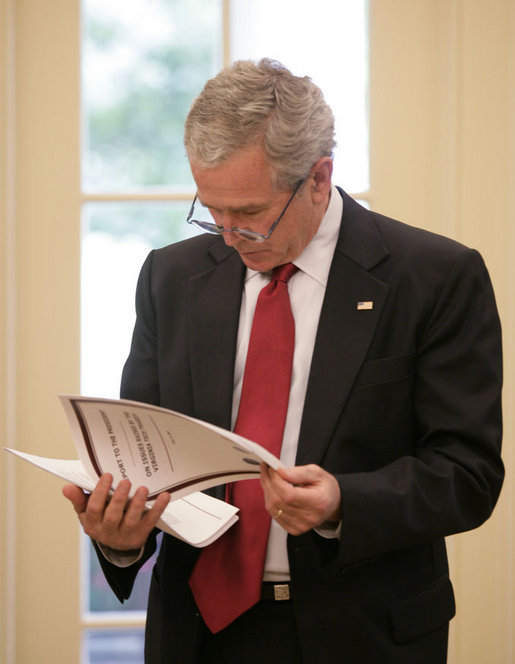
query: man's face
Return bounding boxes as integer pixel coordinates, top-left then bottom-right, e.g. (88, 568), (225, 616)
(190, 144), (329, 272)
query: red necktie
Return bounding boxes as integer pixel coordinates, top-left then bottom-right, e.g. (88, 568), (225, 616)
(189, 262), (298, 633)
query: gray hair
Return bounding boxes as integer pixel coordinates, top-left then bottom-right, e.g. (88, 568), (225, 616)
(184, 58), (336, 190)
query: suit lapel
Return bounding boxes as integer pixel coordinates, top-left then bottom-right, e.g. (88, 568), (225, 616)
(187, 243), (245, 430)
(296, 193), (391, 466)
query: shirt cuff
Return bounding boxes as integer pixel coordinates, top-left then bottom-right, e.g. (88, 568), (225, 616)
(96, 541), (145, 568)
(315, 520), (342, 540)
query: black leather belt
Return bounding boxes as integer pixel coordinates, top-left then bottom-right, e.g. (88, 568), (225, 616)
(261, 582), (292, 601)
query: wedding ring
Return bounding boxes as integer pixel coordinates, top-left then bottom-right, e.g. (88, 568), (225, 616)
(275, 508), (283, 519)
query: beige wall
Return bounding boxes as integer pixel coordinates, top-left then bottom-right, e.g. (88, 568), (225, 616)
(1, 0), (514, 662)
(1, 1), (82, 662)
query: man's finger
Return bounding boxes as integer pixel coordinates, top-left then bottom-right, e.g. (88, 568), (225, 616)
(86, 473), (114, 516)
(62, 484), (89, 515)
(276, 464), (322, 486)
(121, 486), (150, 529)
(143, 492), (171, 526)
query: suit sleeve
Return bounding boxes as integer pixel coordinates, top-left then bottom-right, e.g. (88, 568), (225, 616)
(92, 534), (159, 603)
(336, 248), (503, 567)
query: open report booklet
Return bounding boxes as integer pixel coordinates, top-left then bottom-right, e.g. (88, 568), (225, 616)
(5, 395), (282, 547)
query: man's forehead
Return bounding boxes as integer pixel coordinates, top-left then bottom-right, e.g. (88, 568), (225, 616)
(196, 189), (276, 212)
(190, 153), (283, 210)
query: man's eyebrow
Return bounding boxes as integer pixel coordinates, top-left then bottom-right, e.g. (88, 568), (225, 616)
(197, 198), (269, 213)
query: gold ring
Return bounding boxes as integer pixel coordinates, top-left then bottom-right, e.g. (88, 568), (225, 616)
(275, 508), (283, 519)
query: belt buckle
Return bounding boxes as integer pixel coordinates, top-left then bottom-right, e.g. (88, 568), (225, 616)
(273, 584), (290, 601)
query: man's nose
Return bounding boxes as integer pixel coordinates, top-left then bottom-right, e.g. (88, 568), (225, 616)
(221, 229), (238, 247)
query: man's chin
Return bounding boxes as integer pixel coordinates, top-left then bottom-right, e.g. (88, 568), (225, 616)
(238, 250), (277, 273)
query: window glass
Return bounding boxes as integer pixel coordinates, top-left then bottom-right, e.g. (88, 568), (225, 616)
(81, 202), (195, 399)
(82, 0), (223, 191)
(83, 629), (145, 664)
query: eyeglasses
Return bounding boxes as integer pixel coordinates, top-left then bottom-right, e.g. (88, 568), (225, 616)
(186, 179), (304, 242)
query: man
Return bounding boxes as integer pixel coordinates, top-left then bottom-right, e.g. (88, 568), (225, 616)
(63, 59), (503, 663)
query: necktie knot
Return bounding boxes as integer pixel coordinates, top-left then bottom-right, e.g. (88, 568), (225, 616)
(272, 262), (298, 284)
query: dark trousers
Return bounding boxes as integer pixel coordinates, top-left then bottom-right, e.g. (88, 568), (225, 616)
(199, 598), (303, 664)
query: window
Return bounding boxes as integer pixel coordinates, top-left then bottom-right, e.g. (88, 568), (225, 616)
(80, 1), (369, 661)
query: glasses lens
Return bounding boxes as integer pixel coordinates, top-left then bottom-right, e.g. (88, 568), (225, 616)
(188, 196), (273, 241)
(191, 220), (220, 234)
(234, 230), (265, 242)
(192, 200), (216, 225)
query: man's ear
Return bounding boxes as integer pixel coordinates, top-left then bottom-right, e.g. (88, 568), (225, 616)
(310, 157), (333, 203)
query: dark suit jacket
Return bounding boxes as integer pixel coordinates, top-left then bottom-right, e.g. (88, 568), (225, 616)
(97, 190), (503, 663)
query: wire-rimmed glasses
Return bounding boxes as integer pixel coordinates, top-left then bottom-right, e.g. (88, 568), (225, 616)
(186, 179), (304, 242)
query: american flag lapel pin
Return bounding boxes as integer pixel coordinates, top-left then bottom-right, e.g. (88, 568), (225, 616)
(357, 301), (374, 310)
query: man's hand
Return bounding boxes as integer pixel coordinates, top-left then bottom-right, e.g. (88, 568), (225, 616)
(260, 463), (341, 535)
(62, 473), (171, 551)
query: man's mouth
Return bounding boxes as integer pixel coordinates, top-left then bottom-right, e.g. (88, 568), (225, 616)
(239, 248), (265, 258)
